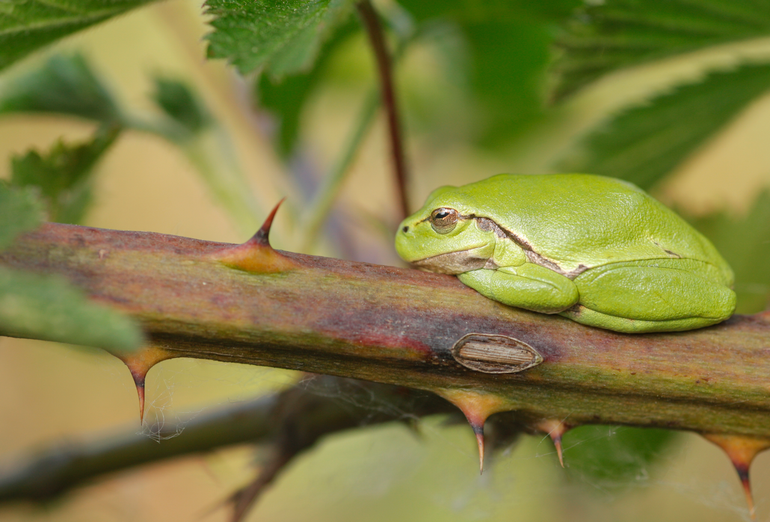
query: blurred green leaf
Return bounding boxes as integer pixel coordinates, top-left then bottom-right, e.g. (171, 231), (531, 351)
(151, 77), (212, 136)
(0, 267), (143, 352)
(553, 0), (770, 99)
(10, 125), (121, 224)
(256, 19), (359, 156)
(399, 0), (579, 25)
(0, 183), (44, 250)
(204, 0), (357, 78)
(563, 425), (678, 488)
(557, 62), (770, 190)
(0, 0), (159, 71)
(0, 53), (121, 123)
(399, 0), (581, 146)
(462, 22), (554, 145)
(0, 184), (140, 351)
(688, 191), (770, 314)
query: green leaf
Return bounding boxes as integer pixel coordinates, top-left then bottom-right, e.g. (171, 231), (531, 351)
(256, 18), (359, 156)
(10, 124), (121, 224)
(557, 62), (770, 190)
(0, 183), (44, 250)
(204, 0), (357, 78)
(553, 0), (770, 99)
(0, 0), (159, 71)
(399, 0), (579, 24)
(688, 192), (770, 314)
(0, 267), (143, 352)
(0, 183), (139, 351)
(151, 77), (212, 135)
(462, 22), (554, 145)
(399, 0), (581, 146)
(0, 53), (121, 123)
(563, 425), (678, 489)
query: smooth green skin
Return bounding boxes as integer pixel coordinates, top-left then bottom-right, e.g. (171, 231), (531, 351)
(395, 174), (736, 333)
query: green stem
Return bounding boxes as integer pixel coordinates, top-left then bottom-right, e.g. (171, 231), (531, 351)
(299, 90), (379, 252)
(297, 35), (411, 253)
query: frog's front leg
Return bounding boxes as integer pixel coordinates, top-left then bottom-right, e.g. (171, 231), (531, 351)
(459, 263), (579, 314)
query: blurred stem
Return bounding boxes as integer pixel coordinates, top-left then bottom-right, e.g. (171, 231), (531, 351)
(357, 0), (410, 220)
(0, 377), (449, 504)
(299, 90), (379, 252)
(0, 394), (277, 502)
(298, 33), (411, 253)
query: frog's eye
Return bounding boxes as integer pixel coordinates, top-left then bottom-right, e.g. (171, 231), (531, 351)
(430, 207), (458, 234)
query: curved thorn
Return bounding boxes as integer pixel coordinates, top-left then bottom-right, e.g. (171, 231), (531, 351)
(123, 365), (149, 425)
(702, 433), (770, 520)
(536, 419), (569, 468)
(117, 346), (173, 424)
(135, 375), (146, 424)
(433, 389), (509, 475)
(250, 198), (286, 247)
(736, 466), (756, 520)
(212, 198), (297, 273)
(471, 422), (485, 475)
(553, 435), (565, 468)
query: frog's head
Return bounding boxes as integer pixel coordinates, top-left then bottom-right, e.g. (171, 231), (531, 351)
(395, 185), (497, 274)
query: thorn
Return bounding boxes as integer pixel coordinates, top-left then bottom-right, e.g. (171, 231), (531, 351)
(554, 436), (564, 468)
(434, 388), (511, 475)
(116, 346), (174, 424)
(250, 198), (285, 247)
(134, 373), (146, 424)
(737, 465), (755, 520)
(471, 421), (486, 474)
(702, 433), (770, 520)
(536, 419), (569, 468)
(211, 199), (298, 273)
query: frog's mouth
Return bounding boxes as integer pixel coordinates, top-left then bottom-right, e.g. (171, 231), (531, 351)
(411, 248), (498, 275)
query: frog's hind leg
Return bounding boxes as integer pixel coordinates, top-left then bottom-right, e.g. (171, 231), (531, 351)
(560, 306), (723, 333)
(564, 260), (736, 333)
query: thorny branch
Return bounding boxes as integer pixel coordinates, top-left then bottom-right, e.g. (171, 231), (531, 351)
(2, 223), (769, 436)
(1, 221), (769, 519)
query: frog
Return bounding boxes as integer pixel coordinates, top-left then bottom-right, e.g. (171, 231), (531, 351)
(395, 173), (736, 333)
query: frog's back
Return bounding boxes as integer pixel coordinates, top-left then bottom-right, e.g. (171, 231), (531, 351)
(436, 173), (731, 281)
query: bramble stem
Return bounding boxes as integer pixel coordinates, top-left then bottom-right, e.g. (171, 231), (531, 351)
(3, 223), (770, 439)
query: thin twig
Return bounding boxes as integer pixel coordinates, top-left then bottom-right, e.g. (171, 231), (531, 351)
(0, 376), (450, 505)
(356, 0), (410, 219)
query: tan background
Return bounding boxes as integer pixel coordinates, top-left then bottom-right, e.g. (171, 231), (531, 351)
(1, 1), (769, 521)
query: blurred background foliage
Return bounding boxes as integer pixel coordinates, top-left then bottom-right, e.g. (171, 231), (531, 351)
(1, 0), (769, 521)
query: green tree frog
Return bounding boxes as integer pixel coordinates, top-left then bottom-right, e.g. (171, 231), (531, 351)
(395, 174), (736, 333)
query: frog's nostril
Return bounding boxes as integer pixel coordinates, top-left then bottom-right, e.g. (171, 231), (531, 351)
(402, 226), (409, 233)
